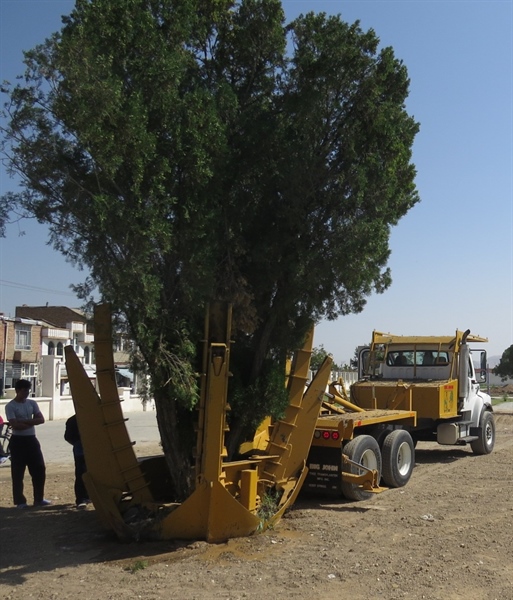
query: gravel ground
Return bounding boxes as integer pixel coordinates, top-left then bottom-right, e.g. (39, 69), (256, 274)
(1, 412), (512, 600)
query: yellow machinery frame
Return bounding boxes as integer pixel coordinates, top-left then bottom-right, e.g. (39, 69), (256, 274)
(65, 303), (331, 543)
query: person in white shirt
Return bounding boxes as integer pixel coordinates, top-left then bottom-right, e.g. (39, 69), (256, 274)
(5, 379), (51, 508)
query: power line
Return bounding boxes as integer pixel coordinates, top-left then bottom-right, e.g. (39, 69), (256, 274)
(0, 279), (77, 297)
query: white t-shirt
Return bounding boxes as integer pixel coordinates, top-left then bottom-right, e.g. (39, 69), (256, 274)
(5, 398), (41, 436)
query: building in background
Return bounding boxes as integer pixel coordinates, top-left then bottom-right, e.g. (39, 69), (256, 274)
(0, 314), (43, 395)
(15, 305), (96, 395)
(0, 305), (146, 419)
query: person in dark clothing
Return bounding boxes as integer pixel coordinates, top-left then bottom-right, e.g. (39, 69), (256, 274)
(64, 414), (90, 509)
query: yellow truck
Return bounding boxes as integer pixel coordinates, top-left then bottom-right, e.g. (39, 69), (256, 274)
(304, 329), (495, 500)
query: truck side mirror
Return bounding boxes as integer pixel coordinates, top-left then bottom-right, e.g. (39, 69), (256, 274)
(479, 352), (488, 383)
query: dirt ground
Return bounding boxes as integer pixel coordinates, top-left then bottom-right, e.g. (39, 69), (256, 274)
(1, 414), (513, 600)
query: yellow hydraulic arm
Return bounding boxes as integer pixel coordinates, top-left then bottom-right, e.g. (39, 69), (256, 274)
(65, 304), (153, 540)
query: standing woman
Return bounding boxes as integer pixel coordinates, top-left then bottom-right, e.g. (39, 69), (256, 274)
(5, 379), (51, 508)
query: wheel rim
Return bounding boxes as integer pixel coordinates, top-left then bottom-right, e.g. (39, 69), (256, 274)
(484, 421), (494, 446)
(396, 441), (413, 476)
(361, 448), (378, 471)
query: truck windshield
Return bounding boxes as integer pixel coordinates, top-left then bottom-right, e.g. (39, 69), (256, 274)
(386, 350), (449, 367)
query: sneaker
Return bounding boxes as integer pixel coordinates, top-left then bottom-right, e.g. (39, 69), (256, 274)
(0, 456), (8, 465)
(76, 502), (87, 509)
(34, 499), (52, 507)
(16, 503), (28, 509)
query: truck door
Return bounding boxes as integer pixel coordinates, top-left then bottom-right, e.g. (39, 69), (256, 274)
(467, 355), (479, 407)
(463, 351), (485, 411)
(358, 347), (370, 379)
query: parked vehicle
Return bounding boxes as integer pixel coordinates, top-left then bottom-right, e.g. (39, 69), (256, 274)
(305, 329), (495, 500)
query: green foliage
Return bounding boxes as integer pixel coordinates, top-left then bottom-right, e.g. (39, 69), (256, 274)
(1, 0), (419, 493)
(0, 195), (10, 237)
(124, 560), (148, 574)
(311, 345), (340, 371)
(493, 345), (513, 381)
(257, 488), (281, 531)
(228, 351), (289, 433)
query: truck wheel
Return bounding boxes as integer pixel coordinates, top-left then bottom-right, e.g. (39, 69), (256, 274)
(381, 430), (415, 488)
(341, 435), (382, 501)
(470, 410), (495, 455)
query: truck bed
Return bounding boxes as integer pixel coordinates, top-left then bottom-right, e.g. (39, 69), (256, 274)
(316, 408), (417, 442)
(351, 378), (459, 420)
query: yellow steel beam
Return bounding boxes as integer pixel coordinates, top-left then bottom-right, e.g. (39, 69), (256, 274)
(371, 330), (488, 346)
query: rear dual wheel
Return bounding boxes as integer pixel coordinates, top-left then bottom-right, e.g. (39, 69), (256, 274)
(341, 430), (415, 501)
(341, 435), (381, 501)
(381, 430), (415, 488)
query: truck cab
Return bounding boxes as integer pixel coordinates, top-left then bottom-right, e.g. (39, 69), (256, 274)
(353, 330), (494, 454)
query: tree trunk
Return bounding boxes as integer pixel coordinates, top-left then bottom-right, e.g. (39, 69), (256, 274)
(154, 389), (195, 502)
(225, 417), (248, 460)
(249, 313), (276, 383)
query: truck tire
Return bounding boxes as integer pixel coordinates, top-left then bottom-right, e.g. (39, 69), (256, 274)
(470, 410), (495, 455)
(381, 430), (415, 488)
(341, 435), (382, 501)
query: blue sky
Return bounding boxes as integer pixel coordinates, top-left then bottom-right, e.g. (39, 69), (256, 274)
(0, 0), (512, 363)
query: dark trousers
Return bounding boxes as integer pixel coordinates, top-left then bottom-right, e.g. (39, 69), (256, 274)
(9, 435), (46, 505)
(74, 453), (89, 505)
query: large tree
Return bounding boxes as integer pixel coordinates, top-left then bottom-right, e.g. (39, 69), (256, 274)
(1, 0), (419, 497)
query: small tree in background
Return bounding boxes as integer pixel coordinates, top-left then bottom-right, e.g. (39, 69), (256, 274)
(493, 345), (513, 381)
(310, 345), (340, 371)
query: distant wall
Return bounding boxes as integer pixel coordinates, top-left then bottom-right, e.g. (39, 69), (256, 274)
(1, 389), (151, 421)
